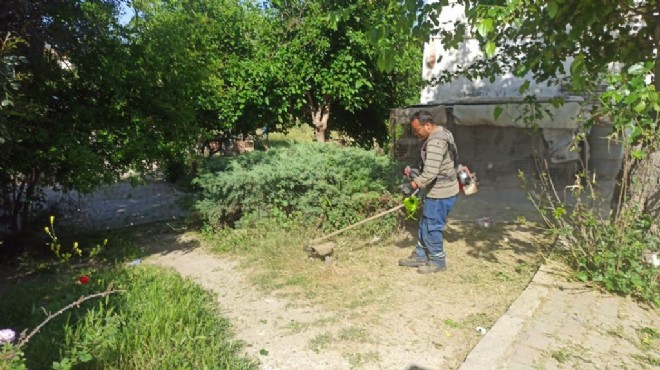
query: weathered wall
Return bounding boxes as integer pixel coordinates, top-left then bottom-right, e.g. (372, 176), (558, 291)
(421, 1), (570, 104)
(391, 105), (578, 188)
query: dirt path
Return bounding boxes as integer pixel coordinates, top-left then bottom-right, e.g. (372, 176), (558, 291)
(138, 222), (542, 370)
(144, 236), (442, 370)
(144, 237), (354, 369)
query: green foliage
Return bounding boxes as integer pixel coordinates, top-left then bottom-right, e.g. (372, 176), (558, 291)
(260, 0), (422, 144)
(1, 0), (137, 234)
(0, 0), (421, 238)
(599, 63), (660, 149)
(0, 343), (26, 370)
(129, 0), (262, 140)
(44, 216), (106, 264)
(0, 32), (25, 144)
(194, 143), (399, 234)
(408, 1), (660, 94)
(524, 171), (660, 306)
(0, 266), (256, 369)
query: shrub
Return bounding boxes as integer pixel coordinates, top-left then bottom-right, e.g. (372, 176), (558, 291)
(193, 142), (400, 233)
(524, 169), (660, 306)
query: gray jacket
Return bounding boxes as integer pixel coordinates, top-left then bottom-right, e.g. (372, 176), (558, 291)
(413, 126), (459, 199)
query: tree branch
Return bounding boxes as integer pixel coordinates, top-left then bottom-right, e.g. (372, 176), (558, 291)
(17, 288), (125, 349)
(621, 1), (653, 17)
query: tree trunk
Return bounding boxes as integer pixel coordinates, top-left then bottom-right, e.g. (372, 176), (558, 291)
(4, 170), (39, 235)
(611, 11), (660, 220)
(307, 93), (331, 142)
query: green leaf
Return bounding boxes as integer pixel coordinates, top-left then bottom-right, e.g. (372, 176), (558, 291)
(553, 206), (566, 219)
(631, 150), (646, 160)
(547, 2), (559, 19)
(78, 352), (93, 362)
(1, 99), (11, 107)
(484, 41), (496, 58)
(575, 271), (589, 282)
(494, 105), (504, 120)
(368, 28), (381, 44)
(518, 80), (531, 94)
(477, 18), (494, 37)
(633, 101), (647, 113)
(570, 54), (584, 75)
(377, 52), (395, 72)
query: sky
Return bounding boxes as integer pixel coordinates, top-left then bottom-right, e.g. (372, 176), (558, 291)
(118, 2), (132, 25)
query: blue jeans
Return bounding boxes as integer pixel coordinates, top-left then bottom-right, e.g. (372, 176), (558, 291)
(415, 195), (457, 265)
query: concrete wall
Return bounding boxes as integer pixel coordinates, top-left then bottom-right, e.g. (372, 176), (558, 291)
(415, 1), (623, 197)
(390, 105), (577, 188)
(421, 0), (569, 104)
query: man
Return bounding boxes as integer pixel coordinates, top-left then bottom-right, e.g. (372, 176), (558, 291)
(399, 110), (459, 274)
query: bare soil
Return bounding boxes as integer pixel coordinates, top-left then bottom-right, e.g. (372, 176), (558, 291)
(140, 219), (546, 370)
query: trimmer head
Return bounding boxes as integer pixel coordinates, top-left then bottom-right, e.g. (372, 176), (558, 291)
(304, 241), (336, 258)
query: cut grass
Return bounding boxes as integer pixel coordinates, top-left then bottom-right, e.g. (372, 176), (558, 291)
(338, 326), (371, 342)
(343, 351), (381, 369)
(201, 215), (546, 368)
(204, 218), (545, 309)
(309, 332), (334, 353)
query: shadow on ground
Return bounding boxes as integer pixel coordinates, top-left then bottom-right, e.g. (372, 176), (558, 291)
(114, 221), (201, 257)
(396, 216), (545, 264)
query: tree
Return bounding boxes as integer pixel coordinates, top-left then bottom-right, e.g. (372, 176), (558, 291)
(127, 0), (279, 151)
(0, 32), (25, 144)
(260, 0), (422, 144)
(0, 0), (267, 238)
(0, 0), (133, 236)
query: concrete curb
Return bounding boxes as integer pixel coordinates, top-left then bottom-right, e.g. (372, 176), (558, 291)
(458, 264), (555, 370)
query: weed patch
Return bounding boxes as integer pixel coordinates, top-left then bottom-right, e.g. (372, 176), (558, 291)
(343, 351), (381, 368)
(338, 326), (371, 342)
(309, 332), (333, 353)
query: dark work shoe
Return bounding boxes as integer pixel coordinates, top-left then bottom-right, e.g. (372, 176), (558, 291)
(417, 261), (447, 274)
(399, 253), (428, 267)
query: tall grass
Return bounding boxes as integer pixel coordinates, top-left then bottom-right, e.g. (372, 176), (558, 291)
(0, 266), (256, 369)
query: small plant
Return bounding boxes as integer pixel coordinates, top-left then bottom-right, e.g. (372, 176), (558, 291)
(551, 349), (569, 364)
(44, 216), (107, 263)
(638, 327), (660, 350)
(524, 162), (660, 306)
(0, 290), (122, 370)
(309, 332), (333, 353)
(338, 326), (370, 342)
(443, 319), (461, 329)
(344, 351), (381, 369)
(517, 62), (660, 306)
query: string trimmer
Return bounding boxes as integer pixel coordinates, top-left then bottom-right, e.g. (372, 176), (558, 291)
(304, 189), (419, 258)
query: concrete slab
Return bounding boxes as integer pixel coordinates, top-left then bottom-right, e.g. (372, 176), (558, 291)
(458, 262), (660, 370)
